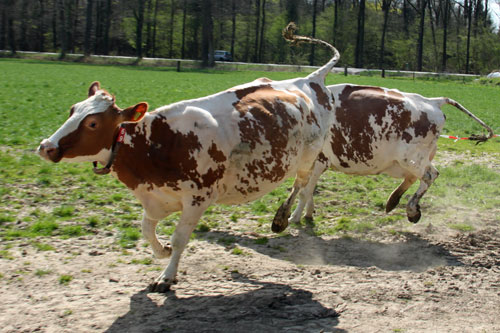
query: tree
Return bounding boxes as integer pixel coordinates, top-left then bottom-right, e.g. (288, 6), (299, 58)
(57, 0), (68, 59)
(230, 0), (236, 59)
(134, 0), (145, 58)
(309, 0), (318, 66)
(258, 0), (266, 62)
(201, 0), (214, 67)
(168, 0), (176, 58)
(84, 0), (93, 56)
(355, 0), (366, 68)
(181, 0), (187, 59)
(253, 0), (260, 62)
(379, 0), (391, 69)
(416, 0), (428, 71)
(442, 0), (450, 71)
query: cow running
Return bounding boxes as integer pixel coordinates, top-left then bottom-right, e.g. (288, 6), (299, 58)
(37, 24), (339, 292)
(273, 83), (494, 231)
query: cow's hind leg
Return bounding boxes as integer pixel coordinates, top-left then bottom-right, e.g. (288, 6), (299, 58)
(386, 176), (417, 213)
(272, 170), (311, 233)
(150, 204), (208, 293)
(289, 161), (328, 224)
(141, 213), (172, 259)
(406, 165), (439, 223)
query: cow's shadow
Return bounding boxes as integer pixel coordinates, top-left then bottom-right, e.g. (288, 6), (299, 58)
(105, 274), (344, 333)
(201, 227), (462, 272)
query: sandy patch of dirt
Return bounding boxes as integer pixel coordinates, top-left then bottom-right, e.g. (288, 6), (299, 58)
(1, 225), (499, 332)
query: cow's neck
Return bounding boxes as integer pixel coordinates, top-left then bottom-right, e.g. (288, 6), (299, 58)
(110, 117), (182, 192)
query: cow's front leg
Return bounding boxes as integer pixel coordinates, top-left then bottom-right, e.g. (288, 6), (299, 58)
(406, 165), (439, 223)
(141, 213), (172, 259)
(149, 204), (207, 293)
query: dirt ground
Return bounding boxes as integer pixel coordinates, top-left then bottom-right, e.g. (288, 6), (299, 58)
(1, 220), (499, 333)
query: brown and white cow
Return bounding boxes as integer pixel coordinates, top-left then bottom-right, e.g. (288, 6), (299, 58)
(276, 84), (494, 229)
(37, 26), (339, 292)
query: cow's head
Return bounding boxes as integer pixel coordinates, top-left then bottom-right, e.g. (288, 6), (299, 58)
(37, 81), (148, 164)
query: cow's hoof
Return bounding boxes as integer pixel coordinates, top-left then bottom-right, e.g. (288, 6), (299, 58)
(272, 203), (290, 233)
(385, 196), (401, 213)
(272, 220), (288, 233)
(407, 206), (421, 223)
(149, 278), (177, 293)
(304, 216), (314, 225)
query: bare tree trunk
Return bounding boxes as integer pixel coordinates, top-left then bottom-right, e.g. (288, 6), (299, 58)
(258, 0), (266, 62)
(70, 0), (79, 54)
(309, 0), (318, 66)
(0, 4), (6, 50)
(57, 0), (68, 59)
(134, 0), (145, 59)
(20, 0), (28, 50)
(103, 0), (111, 55)
(230, 0), (236, 60)
(403, 0), (409, 38)
(253, 0), (260, 62)
(7, 2), (16, 55)
(442, 0), (449, 71)
(84, 0), (93, 56)
(202, 0), (214, 67)
(36, 0), (46, 51)
(465, 0), (472, 73)
(416, 0), (428, 71)
(181, 0), (187, 59)
(355, 0), (365, 68)
(145, 0), (152, 57)
(94, 0), (102, 54)
(168, 0), (175, 58)
(428, 0), (438, 71)
(333, 0), (338, 45)
(379, 0), (391, 69)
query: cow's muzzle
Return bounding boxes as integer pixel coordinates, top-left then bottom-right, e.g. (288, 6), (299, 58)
(37, 139), (62, 162)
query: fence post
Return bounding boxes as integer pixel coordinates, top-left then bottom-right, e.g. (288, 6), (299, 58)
(176, 61), (181, 72)
(344, 65), (348, 76)
(381, 69), (385, 78)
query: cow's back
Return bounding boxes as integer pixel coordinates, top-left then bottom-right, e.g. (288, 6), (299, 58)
(116, 78), (332, 205)
(325, 84), (446, 175)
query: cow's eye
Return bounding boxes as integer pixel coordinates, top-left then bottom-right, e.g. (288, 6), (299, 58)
(89, 122), (97, 128)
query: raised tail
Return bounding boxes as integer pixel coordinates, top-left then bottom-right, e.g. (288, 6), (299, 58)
(282, 22), (340, 82)
(442, 98), (494, 143)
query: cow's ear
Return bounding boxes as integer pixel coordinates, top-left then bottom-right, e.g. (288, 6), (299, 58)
(89, 81), (101, 97)
(121, 102), (148, 122)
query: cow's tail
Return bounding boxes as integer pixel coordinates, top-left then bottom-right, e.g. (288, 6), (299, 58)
(282, 22), (340, 82)
(438, 97), (494, 143)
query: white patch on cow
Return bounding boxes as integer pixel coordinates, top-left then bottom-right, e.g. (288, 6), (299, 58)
(61, 147), (111, 163)
(123, 133), (134, 148)
(48, 91), (114, 146)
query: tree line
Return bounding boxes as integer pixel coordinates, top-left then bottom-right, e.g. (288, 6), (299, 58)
(1, 0), (500, 74)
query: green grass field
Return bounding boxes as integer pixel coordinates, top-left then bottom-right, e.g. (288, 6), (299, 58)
(1, 58), (499, 252)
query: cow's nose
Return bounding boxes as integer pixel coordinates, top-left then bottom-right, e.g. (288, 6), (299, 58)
(38, 139), (60, 162)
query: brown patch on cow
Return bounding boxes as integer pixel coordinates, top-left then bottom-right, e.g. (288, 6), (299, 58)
(58, 105), (122, 161)
(208, 142), (227, 163)
(191, 195), (205, 206)
(331, 85), (438, 167)
(317, 152), (329, 165)
(310, 82), (332, 111)
(232, 85), (301, 183)
(113, 115), (226, 191)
